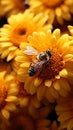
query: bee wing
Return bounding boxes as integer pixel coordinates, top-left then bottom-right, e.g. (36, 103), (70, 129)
(24, 46), (39, 55)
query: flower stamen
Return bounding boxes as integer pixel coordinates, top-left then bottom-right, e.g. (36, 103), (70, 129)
(38, 49), (65, 80)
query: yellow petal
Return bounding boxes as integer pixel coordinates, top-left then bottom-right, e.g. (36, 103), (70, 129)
(1, 109), (10, 119)
(59, 69), (68, 78)
(64, 54), (73, 62)
(5, 96), (18, 102)
(34, 78), (42, 87)
(20, 62), (30, 68)
(45, 80), (52, 87)
(5, 103), (16, 111)
(53, 80), (60, 90)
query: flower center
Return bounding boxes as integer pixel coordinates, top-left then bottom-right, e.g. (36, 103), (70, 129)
(10, 27), (27, 46)
(42, 0), (63, 8)
(0, 83), (7, 109)
(37, 49), (64, 80)
(19, 30), (26, 35)
(10, 24), (36, 46)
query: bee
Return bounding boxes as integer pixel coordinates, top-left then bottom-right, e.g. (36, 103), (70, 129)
(24, 46), (52, 76)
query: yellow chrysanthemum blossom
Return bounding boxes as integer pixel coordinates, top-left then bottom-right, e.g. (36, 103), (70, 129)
(1, 0), (29, 17)
(0, 71), (18, 119)
(15, 29), (73, 102)
(17, 82), (52, 110)
(29, 0), (73, 25)
(16, 77), (47, 109)
(56, 92), (73, 130)
(0, 10), (52, 62)
(6, 105), (53, 130)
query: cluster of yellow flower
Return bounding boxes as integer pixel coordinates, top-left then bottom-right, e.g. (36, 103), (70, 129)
(0, 0), (73, 130)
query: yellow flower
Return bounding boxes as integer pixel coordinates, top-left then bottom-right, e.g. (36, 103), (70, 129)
(1, 0), (29, 17)
(15, 29), (73, 102)
(55, 92), (73, 130)
(0, 10), (52, 62)
(29, 0), (73, 25)
(0, 71), (18, 119)
(6, 105), (52, 130)
(17, 81), (51, 109)
(16, 77), (44, 109)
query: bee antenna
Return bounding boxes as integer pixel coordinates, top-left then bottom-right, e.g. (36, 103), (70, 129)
(46, 50), (52, 57)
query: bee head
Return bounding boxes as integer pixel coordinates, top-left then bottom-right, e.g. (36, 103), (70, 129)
(38, 53), (47, 60)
